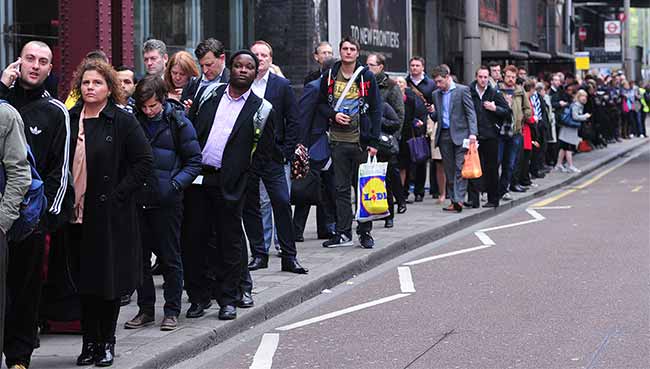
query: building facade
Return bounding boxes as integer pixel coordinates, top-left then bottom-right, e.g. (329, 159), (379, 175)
(3, 0), (646, 99)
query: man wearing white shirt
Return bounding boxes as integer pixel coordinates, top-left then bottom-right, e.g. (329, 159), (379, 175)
(243, 40), (306, 277)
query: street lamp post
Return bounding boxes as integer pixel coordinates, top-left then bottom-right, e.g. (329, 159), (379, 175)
(463, 0), (481, 84)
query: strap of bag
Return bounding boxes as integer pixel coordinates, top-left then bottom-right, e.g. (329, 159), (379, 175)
(334, 66), (365, 111)
(251, 99), (273, 159)
(407, 80), (429, 105)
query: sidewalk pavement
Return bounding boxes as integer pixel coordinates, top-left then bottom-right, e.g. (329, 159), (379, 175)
(29, 137), (648, 369)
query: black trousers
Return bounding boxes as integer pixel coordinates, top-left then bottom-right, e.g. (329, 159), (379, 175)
(242, 160), (297, 258)
(80, 295), (120, 344)
(4, 231), (45, 368)
(377, 152), (404, 220)
(468, 138), (499, 206)
(181, 175), (244, 307)
(331, 142), (372, 236)
(137, 203), (184, 318)
(293, 167), (337, 238)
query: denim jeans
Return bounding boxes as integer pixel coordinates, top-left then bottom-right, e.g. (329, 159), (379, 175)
(498, 133), (523, 196)
(260, 164), (291, 252)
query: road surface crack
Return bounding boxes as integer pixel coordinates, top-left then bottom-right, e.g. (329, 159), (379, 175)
(402, 329), (456, 369)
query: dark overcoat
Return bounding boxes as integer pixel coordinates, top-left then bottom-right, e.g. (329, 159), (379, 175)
(68, 102), (153, 299)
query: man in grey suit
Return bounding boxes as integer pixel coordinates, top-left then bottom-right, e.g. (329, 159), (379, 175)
(427, 66), (478, 213)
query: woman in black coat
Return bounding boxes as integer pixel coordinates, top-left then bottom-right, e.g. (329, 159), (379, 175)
(68, 60), (153, 366)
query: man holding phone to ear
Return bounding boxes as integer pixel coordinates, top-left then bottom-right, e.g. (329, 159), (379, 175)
(0, 41), (71, 369)
(318, 37), (381, 249)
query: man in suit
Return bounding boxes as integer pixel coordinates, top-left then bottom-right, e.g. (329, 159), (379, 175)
(428, 65), (478, 213)
(181, 38), (230, 123)
(180, 50), (275, 321)
(293, 57), (338, 242)
(304, 42), (333, 86)
(243, 40), (307, 275)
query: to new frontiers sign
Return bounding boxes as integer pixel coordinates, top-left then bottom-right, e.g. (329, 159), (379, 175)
(341, 0), (408, 72)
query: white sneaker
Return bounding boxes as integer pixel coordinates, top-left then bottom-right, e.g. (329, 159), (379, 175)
(501, 192), (513, 201)
(481, 193), (487, 202)
(629, 134), (634, 138)
(567, 166), (581, 173)
(641, 134), (646, 138)
(554, 165), (569, 173)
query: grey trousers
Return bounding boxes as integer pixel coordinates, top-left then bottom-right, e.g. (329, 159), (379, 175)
(0, 231), (6, 357)
(438, 129), (468, 204)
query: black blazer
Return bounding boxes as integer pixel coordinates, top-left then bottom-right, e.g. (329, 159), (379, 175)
(469, 81), (511, 140)
(262, 72), (299, 162)
(193, 84), (276, 203)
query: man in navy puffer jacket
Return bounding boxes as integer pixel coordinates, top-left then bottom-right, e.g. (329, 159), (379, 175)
(126, 75), (202, 331)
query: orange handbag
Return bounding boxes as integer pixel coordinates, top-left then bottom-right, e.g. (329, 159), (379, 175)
(462, 142), (483, 179)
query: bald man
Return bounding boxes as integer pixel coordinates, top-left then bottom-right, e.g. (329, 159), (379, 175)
(0, 40), (71, 369)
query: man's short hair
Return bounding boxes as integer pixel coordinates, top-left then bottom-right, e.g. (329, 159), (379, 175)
(430, 65), (450, 79)
(518, 66), (527, 72)
(368, 53), (386, 66)
(488, 61), (501, 69)
(115, 65), (137, 83)
(251, 40), (273, 57)
(339, 36), (360, 52)
(314, 41), (332, 54)
(229, 50), (260, 73)
(523, 79), (536, 92)
(143, 39), (167, 56)
(476, 65), (490, 75)
(409, 56), (426, 66)
(85, 50), (109, 63)
(503, 65), (518, 75)
(195, 38), (225, 60)
(21, 41), (52, 62)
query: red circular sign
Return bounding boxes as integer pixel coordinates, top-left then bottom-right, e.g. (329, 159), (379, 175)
(579, 27), (587, 41)
(607, 22), (619, 34)
(618, 13), (626, 22)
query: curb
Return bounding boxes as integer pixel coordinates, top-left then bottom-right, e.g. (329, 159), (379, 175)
(135, 139), (648, 369)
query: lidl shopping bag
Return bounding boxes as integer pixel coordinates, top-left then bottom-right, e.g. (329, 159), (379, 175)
(355, 156), (389, 223)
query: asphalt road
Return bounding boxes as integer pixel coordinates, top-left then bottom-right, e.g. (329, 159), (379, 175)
(172, 148), (650, 369)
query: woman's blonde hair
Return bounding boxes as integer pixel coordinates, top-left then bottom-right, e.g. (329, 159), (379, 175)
(574, 89), (588, 102)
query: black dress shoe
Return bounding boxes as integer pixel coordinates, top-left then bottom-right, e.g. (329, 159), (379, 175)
(94, 343), (114, 367)
(186, 301), (212, 318)
(414, 194), (424, 202)
(463, 201), (479, 209)
(384, 219), (394, 228)
(238, 291), (254, 308)
(281, 258), (308, 274)
(247, 255), (269, 270)
(76, 342), (97, 366)
(295, 235), (305, 242)
(509, 185), (527, 193)
(442, 203), (462, 213)
(218, 305), (237, 320)
(397, 203), (407, 214)
(483, 202), (499, 208)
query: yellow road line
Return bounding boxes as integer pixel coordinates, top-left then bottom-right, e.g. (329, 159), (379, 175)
(532, 158), (632, 208)
(631, 185), (643, 192)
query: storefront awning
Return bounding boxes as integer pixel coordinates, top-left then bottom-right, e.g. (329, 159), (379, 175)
(552, 52), (575, 60)
(524, 50), (552, 60)
(481, 50), (528, 60)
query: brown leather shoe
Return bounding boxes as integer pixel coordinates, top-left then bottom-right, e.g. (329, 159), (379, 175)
(124, 312), (154, 329)
(160, 316), (178, 331)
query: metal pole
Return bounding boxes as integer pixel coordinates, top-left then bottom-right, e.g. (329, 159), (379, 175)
(623, 0), (632, 76)
(463, 0), (481, 84)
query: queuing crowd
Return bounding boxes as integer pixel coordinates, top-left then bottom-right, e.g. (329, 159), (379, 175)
(0, 35), (647, 369)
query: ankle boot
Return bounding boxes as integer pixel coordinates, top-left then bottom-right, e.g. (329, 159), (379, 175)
(76, 341), (97, 366)
(94, 342), (115, 367)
